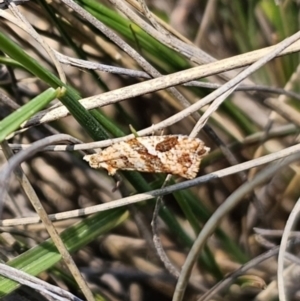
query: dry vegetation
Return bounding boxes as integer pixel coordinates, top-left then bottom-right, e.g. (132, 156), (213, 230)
(0, 0), (300, 301)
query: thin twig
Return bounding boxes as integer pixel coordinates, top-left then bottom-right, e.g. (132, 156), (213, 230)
(0, 0), (29, 9)
(110, 0), (218, 66)
(253, 227), (300, 238)
(0, 263), (83, 301)
(0, 134), (95, 301)
(54, 50), (151, 78)
(59, 0), (200, 125)
(2, 142), (300, 227)
(172, 152), (300, 301)
(185, 81), (300, 101)
(190, 30), (300, 137)
(6, 121), (299, 153)
(264, 97), (300, 127)
(198, 240), (300, 301)
(19, 39), (300, 132)
(278, 195), (300, 301)
(151, 175), (180, 278)
(0, 134), (81, 209)
(3, 1), (66, 83)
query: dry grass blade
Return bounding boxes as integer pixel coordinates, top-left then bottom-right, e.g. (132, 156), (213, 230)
(1, 142), (300, 228)
(0, 263), (83, 301)
(1, 135), (95, 301)
(1, 1), (300, 301)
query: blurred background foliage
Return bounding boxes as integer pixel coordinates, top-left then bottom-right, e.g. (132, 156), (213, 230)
(0, 0), (300, 300)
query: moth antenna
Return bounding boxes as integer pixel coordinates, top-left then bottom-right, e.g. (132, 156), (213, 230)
(129, 124), (139, 137)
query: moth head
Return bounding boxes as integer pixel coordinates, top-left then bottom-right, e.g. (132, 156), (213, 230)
(83, 154), (107, 169)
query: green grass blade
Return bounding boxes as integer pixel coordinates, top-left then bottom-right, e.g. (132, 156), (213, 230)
(0, 208), (128, 296)
(0, 31), (108, 141)
(0, 88), (62, 143)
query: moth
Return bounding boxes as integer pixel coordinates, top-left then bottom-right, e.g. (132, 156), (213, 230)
(83, 135), (209, 179)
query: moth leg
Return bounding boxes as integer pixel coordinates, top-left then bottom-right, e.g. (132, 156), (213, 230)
(112, 173), (122, 192)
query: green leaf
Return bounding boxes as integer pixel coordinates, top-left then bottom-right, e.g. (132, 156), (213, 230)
(0, 208), (128, 296)
(0, 31), (108, 141)
(0, 88), (62, 143)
